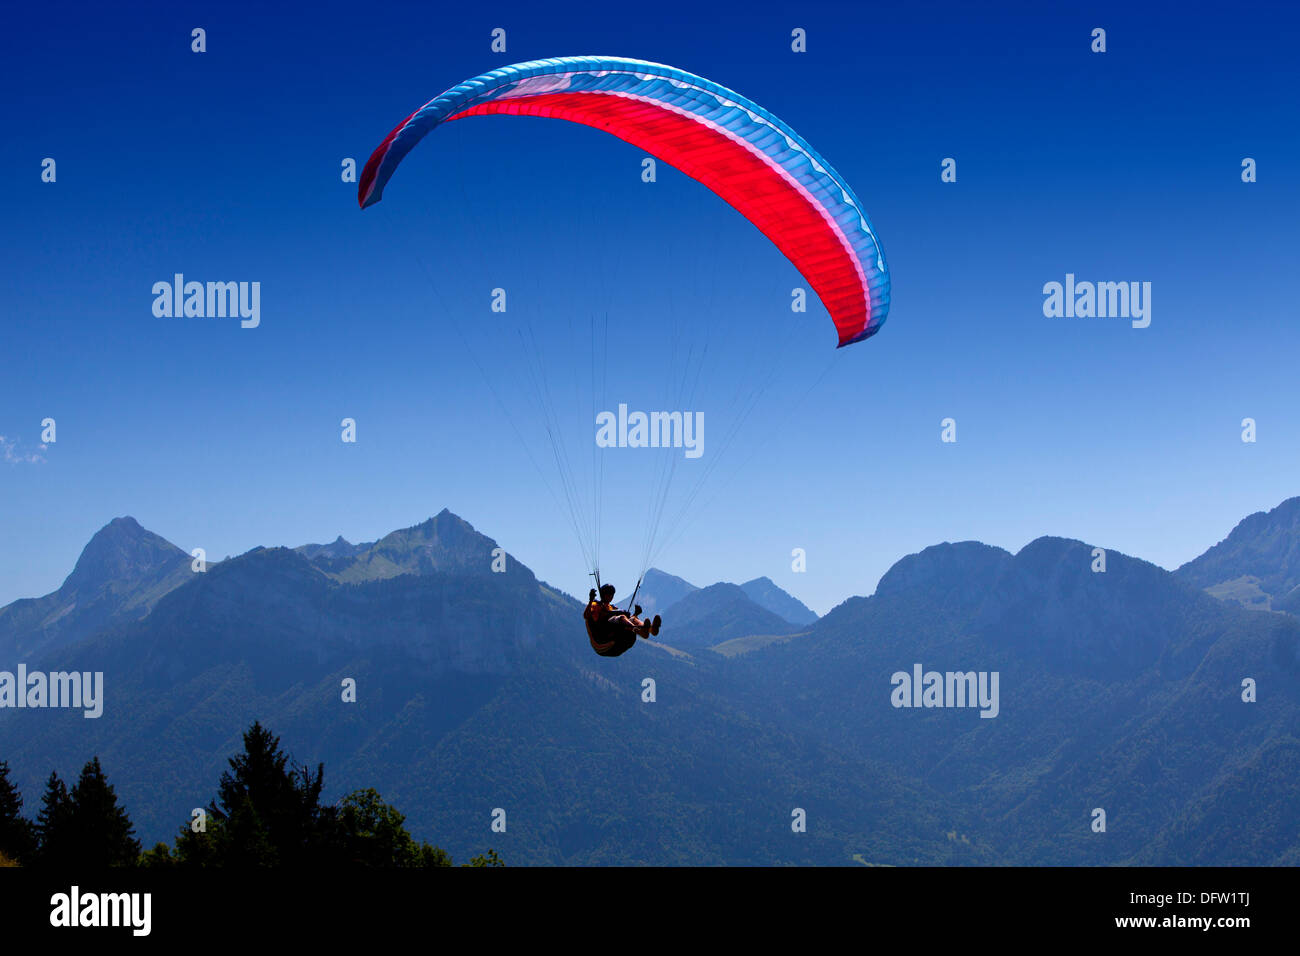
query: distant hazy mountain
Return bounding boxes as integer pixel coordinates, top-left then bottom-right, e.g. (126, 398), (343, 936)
(295, 535), (370, 562)
(634, 569), (697, 617)
(638, 568), (817, 629)
(666, 583), (797, 648)
(1175, 496), (1300, 614)
(0, 517), (191, 661)
(740, 576), (818, 626)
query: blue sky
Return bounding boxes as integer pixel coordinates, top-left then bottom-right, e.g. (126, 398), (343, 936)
(2, 0), (1297, 614)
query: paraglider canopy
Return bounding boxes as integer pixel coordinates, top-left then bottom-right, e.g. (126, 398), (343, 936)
(359, 55), (890, 347)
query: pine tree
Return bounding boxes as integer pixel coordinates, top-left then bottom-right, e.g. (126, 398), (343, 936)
(0, 761), (36, 864)
(69, 757), (141, 866)
(35, 772), (74, 867)
(206, 721), (334, 865)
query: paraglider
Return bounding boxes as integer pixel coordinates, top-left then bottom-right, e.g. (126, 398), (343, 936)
(584, 583), (661, 658)
(359, 56), (892, 655)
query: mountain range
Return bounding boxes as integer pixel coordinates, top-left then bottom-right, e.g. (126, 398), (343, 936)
(3, 497), (1300, 864)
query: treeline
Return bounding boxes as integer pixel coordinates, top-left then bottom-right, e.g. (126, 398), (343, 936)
(0, 721), (502, 868)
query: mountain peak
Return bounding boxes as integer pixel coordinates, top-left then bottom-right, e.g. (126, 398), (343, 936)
(400, 510), (483, 545)
(740, 576), (818, 626)
(295, 533), (370, 562)
(633, 568), (698, 616)
(1176, 496), (1300, 613)
(356, 510), (530, 581)
(876, 540), (1013, 604)
(63, 517), (187, 592)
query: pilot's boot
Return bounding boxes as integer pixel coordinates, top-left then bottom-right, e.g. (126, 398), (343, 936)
(650, 615), (662, 637)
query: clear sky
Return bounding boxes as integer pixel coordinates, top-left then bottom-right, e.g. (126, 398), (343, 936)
(2, 0), (1297, 614)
